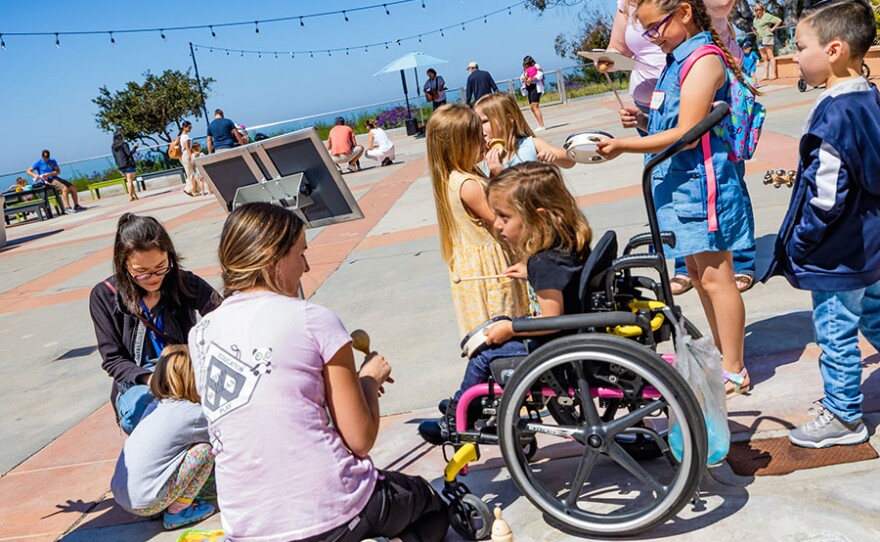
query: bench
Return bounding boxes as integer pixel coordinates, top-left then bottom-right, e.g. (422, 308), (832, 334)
(135, 167), (186, 189)
(4, 201), (48, 224)
(87, 178), (128, 200)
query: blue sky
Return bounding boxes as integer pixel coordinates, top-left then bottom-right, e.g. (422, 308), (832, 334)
(0, 0), (611, 175)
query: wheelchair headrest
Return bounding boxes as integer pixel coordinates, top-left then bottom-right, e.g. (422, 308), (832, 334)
(578, 230), (618, 311)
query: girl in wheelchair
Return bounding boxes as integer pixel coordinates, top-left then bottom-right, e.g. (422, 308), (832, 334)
(419, 161), (592, 445)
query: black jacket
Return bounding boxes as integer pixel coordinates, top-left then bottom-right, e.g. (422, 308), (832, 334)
(466, 69), (498, 105)
(112, 141), (136, 170)
(89, 271), (220, 408)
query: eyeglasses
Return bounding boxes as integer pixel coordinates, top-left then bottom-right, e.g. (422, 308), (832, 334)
(641, 11), (675, 41)
(129, 263), (173, 282)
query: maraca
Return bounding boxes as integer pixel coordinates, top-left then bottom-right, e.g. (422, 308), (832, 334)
(351, 329), (371, 354)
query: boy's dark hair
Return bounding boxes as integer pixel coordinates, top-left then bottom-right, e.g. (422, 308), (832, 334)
(41, 149), (50, 158)
(427, 68), (437, 76)
(214, 108), (224, 117)
(801, 0), (876, 58)
(334, 116), (345, 125)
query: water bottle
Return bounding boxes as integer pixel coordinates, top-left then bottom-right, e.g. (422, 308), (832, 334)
(668, 414), (729, 465)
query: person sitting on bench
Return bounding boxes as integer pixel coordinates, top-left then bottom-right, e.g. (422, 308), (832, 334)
(26, 149), (85, 213)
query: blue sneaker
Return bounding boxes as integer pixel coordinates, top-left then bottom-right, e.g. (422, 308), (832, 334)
(163, 501), (215, 530)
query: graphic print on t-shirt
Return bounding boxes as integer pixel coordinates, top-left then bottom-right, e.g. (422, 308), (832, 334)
(202, 342), (273, 423)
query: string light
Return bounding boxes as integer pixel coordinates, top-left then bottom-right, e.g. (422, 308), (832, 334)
(343, 10), (349, 22)
(509, 6), (512, 14)
(1, 34), (5, 50)
(384, 4), (390, 15)
(422, 0), (426, 8)
(210, 26), (216, 38)
(254, 22), (260, 35)
(160, 29), (166, 40)
(189, 3), (528, 61)
(300, 17), (305, 27)
(55, 33), (60, 48)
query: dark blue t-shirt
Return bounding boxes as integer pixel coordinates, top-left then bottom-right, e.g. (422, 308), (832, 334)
(207, 118), (238, 149)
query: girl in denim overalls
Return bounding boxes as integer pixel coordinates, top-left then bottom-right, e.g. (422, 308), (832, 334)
(597, 0), (755, 395)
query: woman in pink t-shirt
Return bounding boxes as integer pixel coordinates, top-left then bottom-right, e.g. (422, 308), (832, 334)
(189, 202), (448, 542)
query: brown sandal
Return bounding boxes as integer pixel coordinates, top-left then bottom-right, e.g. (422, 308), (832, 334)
(735, 273), (754, 293)
(670, 275), (693, 295)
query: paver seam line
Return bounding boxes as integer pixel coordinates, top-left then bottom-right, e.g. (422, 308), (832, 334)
(0, 533), (65, 541)
(7, 459), (116, 476)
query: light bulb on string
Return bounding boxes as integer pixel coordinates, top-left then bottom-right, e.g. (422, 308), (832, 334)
(258, 52), (261, 58)
(461, 22), (465, 31)
(210, 26), (216, 38)
(274, 52), (278, 59)
(418, 35), (422, 43)
(327, 50), (331, 57)
(254, 22), (260, 35)
(509, 6), (512, 15)
(422, 0), (426, 8)
(227, 50), (230, 55)
(55, 33), (60, 48)
(346, 48), (349, 55)
(300, 17), (304, 27)
(343, 11), (349, 22)
(484, 16), (487, 24)
(396, 39), (401, 46)
(1, 34), (5, 50)
(385, 42), (389, 49)
(291, 52), (295, 59)
(160, 29), (166, 40)
(383, 4), (390, 15)
(109, 32), (115, 46)
(310, 51), (314, 58)
(364, 46), (368, 53)
(440, 28), (444, 37)
(241, 51), (244, 57)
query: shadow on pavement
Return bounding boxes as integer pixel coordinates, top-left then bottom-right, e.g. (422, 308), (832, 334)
(0, 228), (63, 252)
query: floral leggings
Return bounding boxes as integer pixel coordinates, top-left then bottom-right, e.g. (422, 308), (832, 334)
(127, 443), (214, 517)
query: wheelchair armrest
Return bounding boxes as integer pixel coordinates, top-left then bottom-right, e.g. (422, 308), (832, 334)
(623, 232), (676, 255)
(610, 253), (665, 274)
(512, 311), (638, 333)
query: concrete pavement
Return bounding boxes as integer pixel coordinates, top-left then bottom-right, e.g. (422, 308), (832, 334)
(2, 81), (879, 541)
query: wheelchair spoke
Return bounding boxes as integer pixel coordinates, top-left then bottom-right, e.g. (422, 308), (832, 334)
(565, 447), (600, 508)
(573, 361), (602, 426)
(604, 399), (665, 437)
(608, 441), (668, 496)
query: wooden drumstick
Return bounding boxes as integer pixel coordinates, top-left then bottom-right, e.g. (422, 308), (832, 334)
(351, 329), (371, 354)
(452, 274), (514, 284)
(602, 70), (627, 110)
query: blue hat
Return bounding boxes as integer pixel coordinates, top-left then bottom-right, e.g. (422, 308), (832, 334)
(740, 39), (753, 49)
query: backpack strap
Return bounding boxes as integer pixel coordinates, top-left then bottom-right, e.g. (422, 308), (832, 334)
(680, 44), (727, 234)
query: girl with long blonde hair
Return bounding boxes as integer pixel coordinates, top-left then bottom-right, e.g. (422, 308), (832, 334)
(474, 93), (575, 176)
(425, 104), (529, 340)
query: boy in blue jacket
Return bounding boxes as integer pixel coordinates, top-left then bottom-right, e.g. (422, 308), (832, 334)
(763, 0), (879, 449)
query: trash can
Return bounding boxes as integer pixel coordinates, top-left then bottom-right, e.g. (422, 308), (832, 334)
(405, 118), (419, 136)
(0, 194), (6, 248)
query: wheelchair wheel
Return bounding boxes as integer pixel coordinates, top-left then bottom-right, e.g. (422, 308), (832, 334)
(497, 334), (707, 537)
(448, 493), (493, 540)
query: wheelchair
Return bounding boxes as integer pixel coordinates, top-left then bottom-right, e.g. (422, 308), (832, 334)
(436, 104), (732, 539)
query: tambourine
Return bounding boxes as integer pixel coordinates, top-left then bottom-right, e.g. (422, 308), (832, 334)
(460, 316), (511, 359)
(564, 131), (614, 164)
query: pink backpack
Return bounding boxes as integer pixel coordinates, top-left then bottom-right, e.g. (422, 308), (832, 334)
(679, 44), (766, 232)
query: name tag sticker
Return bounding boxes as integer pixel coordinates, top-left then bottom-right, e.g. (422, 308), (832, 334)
(650, 91), (665, 110)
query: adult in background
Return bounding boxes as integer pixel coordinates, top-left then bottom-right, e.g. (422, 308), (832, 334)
(206, 109), (245, 153)
(26, 149), (85, 213)
(752, 3), (782, 81)
(327, 117), (365, 173)
(423, 68), (447, 110)
(520, 55), (546, 130)
(112, 132), (140, 202)
(89, 213), (220, 434)
(465, 61), (498, 106)
(608, 0), (756, 295)
(363, 119), (396, 166)
(189, 202), (449, 541)
(179, 121), (199, 197)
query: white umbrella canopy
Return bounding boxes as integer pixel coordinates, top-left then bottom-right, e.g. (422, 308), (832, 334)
(374, 52), (450, 132)
(373, 51), (449, 76)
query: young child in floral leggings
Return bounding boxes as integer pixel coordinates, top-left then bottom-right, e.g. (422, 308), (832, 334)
(110, 345), (215, 530)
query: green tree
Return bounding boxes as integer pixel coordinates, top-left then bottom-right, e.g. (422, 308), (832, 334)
(93, 69), (213, 146)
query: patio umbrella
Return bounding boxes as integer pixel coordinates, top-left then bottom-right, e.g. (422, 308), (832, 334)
(374, 52), (449, 128)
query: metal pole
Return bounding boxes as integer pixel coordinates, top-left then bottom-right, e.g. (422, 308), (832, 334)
(399, 69), (411, 115)
(189, 42), (210, 130)
(413, 67), (424, 126)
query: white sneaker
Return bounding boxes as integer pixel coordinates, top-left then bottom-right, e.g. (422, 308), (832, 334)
(534, 126), (545, 132)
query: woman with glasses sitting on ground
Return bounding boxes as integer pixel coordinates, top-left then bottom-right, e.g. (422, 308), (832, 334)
(89, 213), (220, 434)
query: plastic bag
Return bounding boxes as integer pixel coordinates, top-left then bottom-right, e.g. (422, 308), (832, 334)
(667, 316), (730, 465)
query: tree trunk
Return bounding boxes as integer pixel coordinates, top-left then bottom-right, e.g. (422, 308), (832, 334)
(730, 0), (754, 35)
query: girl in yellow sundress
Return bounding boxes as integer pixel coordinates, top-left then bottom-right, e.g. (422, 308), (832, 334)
(426, 104), (529, 340)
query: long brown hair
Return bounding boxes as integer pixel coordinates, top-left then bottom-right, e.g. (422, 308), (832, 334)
(637, 0), (759, 95)
(112, 213), (190, 316)
(487, 162), (592, 260)
(474, 93), (536, 159)
(150, 344), (200, 403)
(425, 103), (486, 265)
(218, 202), (305, 297)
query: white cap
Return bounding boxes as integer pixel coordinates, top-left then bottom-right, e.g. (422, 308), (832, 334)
(467, 61), (478, 70)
